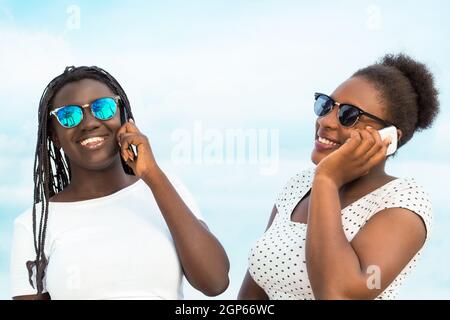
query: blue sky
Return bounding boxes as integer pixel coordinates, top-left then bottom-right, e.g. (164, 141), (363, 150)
(0, 0), (449, 299)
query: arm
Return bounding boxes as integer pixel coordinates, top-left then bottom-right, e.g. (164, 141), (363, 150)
(13, 293), (51, 300)
(117, 120), (229, 296)
(306, 175), (426, 300)
(306, 127), (426, 299)
(238, 205), (277, 299)
(142, 167), (230, 296)
(238, 271), (269, 300)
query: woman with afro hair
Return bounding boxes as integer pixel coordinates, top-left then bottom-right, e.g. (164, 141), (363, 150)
(239, 53), (440, 300)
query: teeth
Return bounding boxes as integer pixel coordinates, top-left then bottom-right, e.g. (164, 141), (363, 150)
(80, 137), (105, 146)
(318, 136), (339, 146)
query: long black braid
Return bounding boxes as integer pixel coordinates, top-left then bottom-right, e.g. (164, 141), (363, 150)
(27, 66), (134, 293)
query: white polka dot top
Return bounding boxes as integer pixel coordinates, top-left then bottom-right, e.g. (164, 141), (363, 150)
(248, 167), (432, 300)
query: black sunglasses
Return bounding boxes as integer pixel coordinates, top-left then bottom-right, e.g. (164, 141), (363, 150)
(314, 93), (392, 128)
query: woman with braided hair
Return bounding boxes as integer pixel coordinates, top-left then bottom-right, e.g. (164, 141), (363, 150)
(10, 66), (229, 300)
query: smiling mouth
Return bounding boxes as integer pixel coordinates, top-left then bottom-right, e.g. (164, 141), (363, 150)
(79, 136), (107, 150)
(315, 135), (341, 150)
(317, 136), (340, 146)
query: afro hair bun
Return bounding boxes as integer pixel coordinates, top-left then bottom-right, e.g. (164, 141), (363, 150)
(380, 53), (439, 131)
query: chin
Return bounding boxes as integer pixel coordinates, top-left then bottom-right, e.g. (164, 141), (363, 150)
(71, 152), (120, 172)
(311, 149), (330, 165)
(311, 151), (320, 165)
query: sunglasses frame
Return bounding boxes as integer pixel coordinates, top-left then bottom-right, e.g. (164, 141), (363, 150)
(50, 95), (121, 128)
(314, 92), (392, 128)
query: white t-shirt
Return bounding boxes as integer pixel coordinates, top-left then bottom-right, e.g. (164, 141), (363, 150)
(10, 175), (204, 300)
(248, 167), (432, 300)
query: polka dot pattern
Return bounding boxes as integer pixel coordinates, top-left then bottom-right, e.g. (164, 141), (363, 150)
(248, 167), (432, 300)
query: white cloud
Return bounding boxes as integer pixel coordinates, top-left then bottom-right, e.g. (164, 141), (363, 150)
(0, 133), (32, 156)
(0, 184), (33, 209)
(433, 121), (450, 147)
(0, 272), (9, 300)
(0, 28), (74, 96)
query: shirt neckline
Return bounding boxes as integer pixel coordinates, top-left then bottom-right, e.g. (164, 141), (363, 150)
(287, 168), (405, 227)
(48, 178), (144, 206)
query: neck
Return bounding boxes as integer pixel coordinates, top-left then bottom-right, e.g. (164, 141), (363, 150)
(67, 155), (136, 199)
(340, 160), (388, 195)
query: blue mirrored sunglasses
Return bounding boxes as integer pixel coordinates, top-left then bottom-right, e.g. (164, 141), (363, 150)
(50, 96), (120, 128)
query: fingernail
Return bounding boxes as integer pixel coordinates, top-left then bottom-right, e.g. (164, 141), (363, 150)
(129, 118), (134, 123)
(366, 126), (372, 130)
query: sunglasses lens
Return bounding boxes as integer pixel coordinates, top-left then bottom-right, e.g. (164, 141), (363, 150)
(56, 106), (83, 128)
(91, 97), (117, 120)
(338, 105), (360, 127)
(314, 94), (334, 117)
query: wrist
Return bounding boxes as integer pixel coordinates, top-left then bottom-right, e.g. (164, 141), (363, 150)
(142, 163), (164, 185)
(313, 172), (342, 190)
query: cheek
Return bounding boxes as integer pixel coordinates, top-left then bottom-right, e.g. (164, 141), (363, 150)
(342, 129), (353, 141)
(107, 117), (122, 133)
(311, 149), (326, 165)
(53, 126), (74, 144)
(343, 123), (367, 140)
(103, 117), (123, 143)
(110, 107), (123, 127)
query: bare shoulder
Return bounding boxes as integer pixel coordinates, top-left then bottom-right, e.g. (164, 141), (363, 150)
(359, 207), (426, 240)
(351, 206), (427, 272)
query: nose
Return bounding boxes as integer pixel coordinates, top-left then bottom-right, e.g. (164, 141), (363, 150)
(79, 107), (101, 131)
(317, 104), (340, 129)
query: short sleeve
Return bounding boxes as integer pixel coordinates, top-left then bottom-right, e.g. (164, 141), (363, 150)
(166, 173), (205, 222)
(275, 167), (315, 213)
(378, 179), (433, 239)
(10, 215), (47, 297)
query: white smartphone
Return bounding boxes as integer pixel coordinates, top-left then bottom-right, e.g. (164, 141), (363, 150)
(378, 126), (398, 156)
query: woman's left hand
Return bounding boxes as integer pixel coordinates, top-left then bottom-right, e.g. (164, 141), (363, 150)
(116, 119), (159, 179)
(315, 126), (391, 188)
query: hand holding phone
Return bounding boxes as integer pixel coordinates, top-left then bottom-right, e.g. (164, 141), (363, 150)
(378, 126), (398, 156)
(129, 144), (138, 158)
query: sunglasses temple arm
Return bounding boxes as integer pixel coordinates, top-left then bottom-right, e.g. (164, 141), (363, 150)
(363, 112), (392, 127)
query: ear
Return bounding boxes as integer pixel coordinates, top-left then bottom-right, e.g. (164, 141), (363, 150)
(396, 128), (403, 142)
